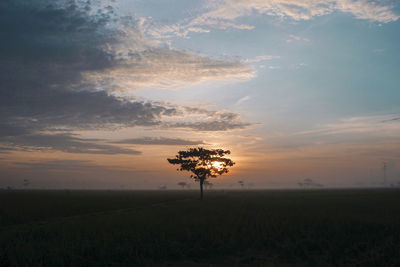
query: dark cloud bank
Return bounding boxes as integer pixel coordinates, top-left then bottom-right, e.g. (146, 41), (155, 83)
(3, 133), (141, 155)
(114, 137), (204, 146)
(0, 0), (250, 156)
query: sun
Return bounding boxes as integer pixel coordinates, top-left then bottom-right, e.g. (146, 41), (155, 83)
(211, 161), (223, 170)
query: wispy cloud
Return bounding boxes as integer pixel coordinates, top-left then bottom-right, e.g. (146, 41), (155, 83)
(163, 107), (254, 131)
(91, 48), (255, 92)
(286, 34), (310, 43)
(2, 133), (141, 155)
(291, 62), (308, 69)
(241, 55), (280, 63)
(150, 0), (399, 38)
(294, 114), (400, 137)
(254, 114), (400, 159)
(381, 117), (400, 123)
(372, 48), (385, 53)
(236, 95), (252, 105)
(268, 66), (281, 70)
(166, 121), (251, 131)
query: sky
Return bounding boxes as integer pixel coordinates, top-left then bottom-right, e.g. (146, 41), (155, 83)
(1, 0), (400, 189)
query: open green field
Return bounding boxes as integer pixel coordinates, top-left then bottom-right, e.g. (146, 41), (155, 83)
(1, 189), (400, 266)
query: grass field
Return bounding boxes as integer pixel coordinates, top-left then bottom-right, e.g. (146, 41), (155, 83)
(1, 189), (400, 266)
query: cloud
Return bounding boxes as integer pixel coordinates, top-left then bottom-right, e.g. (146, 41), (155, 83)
(93, 47), (254, 91)
(0, 90), (176, 133)
(2, 133), (141, 155)
(0, 147), (10, 154)
(147, 18), (253, 39)
(286, 34), (310, 43)
(372, 48), (385, 53)
(235, 95), (252, 105)
(0, 1), (173, 132)
(294, 114), (400, 137)
(163, 107), (253, 131)
(182, 107), (241, 119)
(113, 137), (205, 146)
(381, 117), (400, 123)
(258, 114), (400, 157)
(292, 62), (308, 69)
(154, 0), (399, 37)
(0, 0), (253, 153)
(241, 55), (280, 63)
(152, 104), (255, 132)
(167, 121), (252, 131)
(335, 0), (399, 23)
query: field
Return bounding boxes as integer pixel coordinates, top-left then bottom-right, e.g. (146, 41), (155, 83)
(1, 189), (400, 266)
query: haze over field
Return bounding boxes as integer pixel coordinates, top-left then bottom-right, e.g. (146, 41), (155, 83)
(1, 0), (400, 189)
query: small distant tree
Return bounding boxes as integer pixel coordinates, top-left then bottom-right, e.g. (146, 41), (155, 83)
(298, 178), (323, 189)
(204, 180), (213, 190)
(23, 179), (30, 188)
(168, 147), (234, 199)
(177, 182), (187, 189)
(238, 180), (244, 188)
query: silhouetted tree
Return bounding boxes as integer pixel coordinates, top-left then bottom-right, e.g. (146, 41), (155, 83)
(204, 180), (213, 190)
(23, 179), (30, 188)
(168, 147), (234, 199)
(177, 182), (187, 189)
(238, 180), (244, 188)
(298, 178), (323, 188)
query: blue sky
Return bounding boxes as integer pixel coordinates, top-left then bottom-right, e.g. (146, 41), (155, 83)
(1, 0), (400, 189)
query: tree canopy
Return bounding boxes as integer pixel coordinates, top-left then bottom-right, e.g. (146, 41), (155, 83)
(167, 147), (234, 199)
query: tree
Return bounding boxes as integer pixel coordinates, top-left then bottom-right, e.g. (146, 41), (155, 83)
(204, 180), (213, 190)
(23, 179), (30, 188)
(238, 180), (244, 188)
(177, 182), (187, 189)
(298, 178), (323, 189)
(167, 147), (234, 199)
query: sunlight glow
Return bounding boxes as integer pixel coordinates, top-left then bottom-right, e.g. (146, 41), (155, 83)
(211, 161), (223, 170)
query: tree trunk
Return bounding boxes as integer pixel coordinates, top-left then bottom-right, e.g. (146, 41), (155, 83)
(199, 177), (204, 200)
